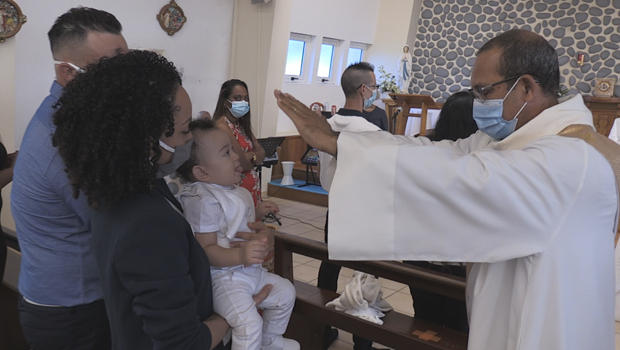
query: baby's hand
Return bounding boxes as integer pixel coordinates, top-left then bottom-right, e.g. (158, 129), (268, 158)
(238, 237), (268, 266)
(256, 200), (280, 219)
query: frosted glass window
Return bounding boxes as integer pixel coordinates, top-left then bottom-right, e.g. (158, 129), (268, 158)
(317, 43), (335, 78)
(285, 39), (305, 76)
(347, 47), (363, 67)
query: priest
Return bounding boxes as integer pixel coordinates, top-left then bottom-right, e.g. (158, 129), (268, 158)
(274, 29), (618, 350)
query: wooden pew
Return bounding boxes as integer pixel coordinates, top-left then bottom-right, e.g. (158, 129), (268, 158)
(273, 231), (468, 350)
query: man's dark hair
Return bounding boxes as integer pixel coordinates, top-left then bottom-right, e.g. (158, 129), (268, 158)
(341, 62), (375, 99)
(478, 29), (559, 98)
(176, 119), (218, 183)
(52, 50), (182, 209)
(48, 7), (122, 56)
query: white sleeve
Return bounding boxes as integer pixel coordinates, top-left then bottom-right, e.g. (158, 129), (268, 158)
(328, 131), (599, 262)
(181, 193), (222, 234)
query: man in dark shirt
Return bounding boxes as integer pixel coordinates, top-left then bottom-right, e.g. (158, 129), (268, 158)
(318, 62), (385, 350)
(362, 105), (389, 132)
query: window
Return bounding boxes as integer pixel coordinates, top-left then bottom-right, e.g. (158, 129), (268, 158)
(317, 38), (339, 82)
(346, 42), (367, 67)
(285, 33), (312, 82)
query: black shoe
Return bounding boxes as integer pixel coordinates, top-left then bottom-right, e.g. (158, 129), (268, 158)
(322, 327), (338, 349)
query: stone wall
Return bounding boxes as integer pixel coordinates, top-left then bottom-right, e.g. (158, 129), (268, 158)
(409, 0), (620, 102)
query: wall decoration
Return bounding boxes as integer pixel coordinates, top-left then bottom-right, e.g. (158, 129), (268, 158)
(157, 0), (187, 36)
(594, 77), (617, 97)
(0, 0), (27, 43)
(410, 0), (620, 102)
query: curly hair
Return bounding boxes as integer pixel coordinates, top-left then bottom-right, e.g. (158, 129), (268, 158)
(52, 50), (182, 209)
(212, 79), (256, 141)
(176, 118), (218, 183)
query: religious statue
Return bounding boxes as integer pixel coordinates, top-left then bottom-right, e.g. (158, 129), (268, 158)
(398, 45), (413, 93)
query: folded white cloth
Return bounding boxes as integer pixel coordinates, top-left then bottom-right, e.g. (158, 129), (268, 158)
(325, 271), (392, 325)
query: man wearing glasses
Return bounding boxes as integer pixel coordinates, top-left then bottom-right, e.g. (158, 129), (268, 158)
(316, 61), (387, 350)
(276, 29), (616, 350)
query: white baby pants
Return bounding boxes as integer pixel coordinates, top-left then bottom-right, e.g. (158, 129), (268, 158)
(212, 265), (295, 350)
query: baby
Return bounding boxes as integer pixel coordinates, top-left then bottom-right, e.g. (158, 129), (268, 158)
(177, 119), (298, 350)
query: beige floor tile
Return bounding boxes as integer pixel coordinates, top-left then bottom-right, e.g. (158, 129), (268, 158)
(384, 290), (415, 317)
(328, 339), (353, 350)
(307, 214), (327, 222)
(379, 277), (408, 293)
(292, 263), (319, 283)
(339, 267), (354, 278)
(292, 209), (325, 220)
(292, 253), (314, 264)
(335, 329), (353, 345)
(280, 223), (316, 236)
(380, 286), (398, 299)
(336, 275), (354, 294)
(305, 258), (322, 268)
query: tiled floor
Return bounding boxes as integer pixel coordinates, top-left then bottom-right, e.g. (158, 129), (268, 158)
(266, 195), (620, 350)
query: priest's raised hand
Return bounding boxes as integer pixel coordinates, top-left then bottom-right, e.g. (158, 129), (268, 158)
(274, 89), (339, 156)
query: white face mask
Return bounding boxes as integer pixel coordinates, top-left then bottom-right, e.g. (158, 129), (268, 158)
(54, 60), (85, 74)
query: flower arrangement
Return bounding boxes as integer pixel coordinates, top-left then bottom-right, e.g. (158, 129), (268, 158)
(377, 65), (401, 94)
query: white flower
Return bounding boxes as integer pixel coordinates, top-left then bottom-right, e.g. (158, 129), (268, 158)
(377, 65), (401, 94)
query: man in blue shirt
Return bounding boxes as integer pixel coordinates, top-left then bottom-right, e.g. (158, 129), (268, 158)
(11, 7), (128, 349)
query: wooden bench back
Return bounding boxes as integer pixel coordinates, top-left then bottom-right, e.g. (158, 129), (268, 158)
(273, 231), (468, 349)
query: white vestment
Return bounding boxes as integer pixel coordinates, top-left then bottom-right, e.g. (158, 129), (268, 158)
(319, 113), (380, 192)
(328, 94), (617, 350)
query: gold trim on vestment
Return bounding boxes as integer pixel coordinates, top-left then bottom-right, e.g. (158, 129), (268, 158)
(558, 124), (620, 246)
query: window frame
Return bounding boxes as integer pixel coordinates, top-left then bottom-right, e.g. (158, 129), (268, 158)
(285, 33), (313, 83)
(316, 37), (340, 83)
(346, 41), (367, 67)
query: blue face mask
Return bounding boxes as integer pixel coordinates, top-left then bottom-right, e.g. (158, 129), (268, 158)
(228, 100), (250, 118)
(472, 77), (527, 140)
(363, 86), (378, 109)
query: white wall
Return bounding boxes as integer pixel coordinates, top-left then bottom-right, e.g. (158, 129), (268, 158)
(367, 0), (417, 85)
(12, 0), (234, 148)
(0, 0), (236, 231)
(0, 38), (16, 232)
(273, 0), (381, 136)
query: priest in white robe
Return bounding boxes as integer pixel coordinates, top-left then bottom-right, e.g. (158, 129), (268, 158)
(274, 29), (617, 350)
